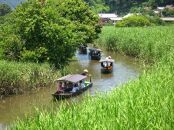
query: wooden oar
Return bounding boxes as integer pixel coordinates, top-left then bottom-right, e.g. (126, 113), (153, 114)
(89, 74), (92, 82)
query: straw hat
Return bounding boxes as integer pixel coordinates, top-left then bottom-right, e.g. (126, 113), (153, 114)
(108, 56), (111, 59)
(83, 69), (88, 73)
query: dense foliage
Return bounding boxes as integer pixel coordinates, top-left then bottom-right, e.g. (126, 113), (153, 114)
(115, 14), (164, 27)
(116, 15), (151, 27)
(1, 0), (100, 68)
(0, 3), (11, 16)
(84, 0), (109, 12)
(0, 3), (12, 24)
(84, 0), (174, 14)
(1, 0), (174, 14)
(13, 25), (174, 130)
(0, 60), (60, 96)
(56, 0), (101, 44)
(0, 0), (100, 96)
(98, 26), (174, 62)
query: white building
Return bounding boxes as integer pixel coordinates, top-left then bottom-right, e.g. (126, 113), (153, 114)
(98, 13), (118, 19)
(98, 13), (119, 25)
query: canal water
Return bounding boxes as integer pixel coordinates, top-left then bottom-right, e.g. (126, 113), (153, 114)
(0, 48), (141, 128)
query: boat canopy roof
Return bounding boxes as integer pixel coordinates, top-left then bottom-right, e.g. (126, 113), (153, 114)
(56, 74), (87, 83)
(99, 59), (114, 63)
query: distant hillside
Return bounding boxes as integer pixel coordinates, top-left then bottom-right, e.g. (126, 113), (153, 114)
(0, 0), (25, 8)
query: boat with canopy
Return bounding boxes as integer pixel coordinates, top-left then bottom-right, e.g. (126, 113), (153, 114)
(99, 59), (114, 73)
(89, 48), (102, 60)
(52, 74), (92, 100)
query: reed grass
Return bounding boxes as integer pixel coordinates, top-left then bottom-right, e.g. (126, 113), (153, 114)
(97, 26), (174, 63)
(12, 26), (174, 129)
(0, 60), (60, 96)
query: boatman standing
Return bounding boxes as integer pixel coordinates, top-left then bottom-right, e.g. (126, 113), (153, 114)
(81, 69), (92, 83)
(81, 69), (88, 76)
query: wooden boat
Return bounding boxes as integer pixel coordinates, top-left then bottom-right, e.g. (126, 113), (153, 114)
(99, 59), (114, 74)
(89, 48), (101, 60)
(79, 44), (87, 54)
(52, 74), (92, 100)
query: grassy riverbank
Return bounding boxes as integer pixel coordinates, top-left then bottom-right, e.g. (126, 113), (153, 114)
(0, 60), (60, 97)
(12, 26), (174, 129)
(97, 25), (174, 63)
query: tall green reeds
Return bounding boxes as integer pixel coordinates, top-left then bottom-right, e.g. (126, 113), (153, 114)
(12, 25), (174, 129)
(97, 26), (174, 63)
(12, 58), (174, 129)
(0, 60), (60, 96)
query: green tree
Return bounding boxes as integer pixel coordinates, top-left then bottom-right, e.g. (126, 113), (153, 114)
(84, 0), (109, 12)
(56, 0), (101, 45)
(2, 0), (100, 68)
(4, 0), (77, 68)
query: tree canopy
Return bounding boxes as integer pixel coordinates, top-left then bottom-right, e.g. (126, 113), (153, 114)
(84, 0), (174, 14)
(2, 0), (174, 14)
(1, 0), (100, 68)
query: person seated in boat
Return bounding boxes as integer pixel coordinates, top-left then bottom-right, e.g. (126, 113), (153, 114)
(103, 61), (107, 68)
(79, 80), (85, 89)
(71, 83), (79, 93)
(64, 82), (73, 92)
(107, 65), (112, 70)
(81, 69), (88, 76)
(106, 56), (112, 60)
(56, 82), (64, 93)
(94, 49), (101, 56)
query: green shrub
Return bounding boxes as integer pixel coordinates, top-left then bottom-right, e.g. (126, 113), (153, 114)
(2, 34), (23, 61)
(20, 47), (48, 63)
(116, 15), (151, 27)
(147, 15), (165, 25)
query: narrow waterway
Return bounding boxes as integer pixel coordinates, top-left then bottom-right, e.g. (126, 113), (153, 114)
(0, 48), (141, 128)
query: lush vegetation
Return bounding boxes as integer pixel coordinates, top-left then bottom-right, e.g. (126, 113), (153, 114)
(116, 15), (151, 27)
(0, 3), (11, 16)
(84, 0), (109, 12)
(98, 26), (174, 63)
(12, 25), (174, 129)
(1, 0), (174, 129)
(0, 0), (100, 96)
(0, 60), (60, 97)
(0, 0), (100, 68)
(0, 3), (12, 24)
(85, 0), (174, 14)
(2, 0), (174, 14)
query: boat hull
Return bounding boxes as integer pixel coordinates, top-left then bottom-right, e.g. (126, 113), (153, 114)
(101, 68), (113, 74)
(52, 83), (93, 100)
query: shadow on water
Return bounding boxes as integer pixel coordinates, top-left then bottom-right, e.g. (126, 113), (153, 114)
(0, 48), (141, 127)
